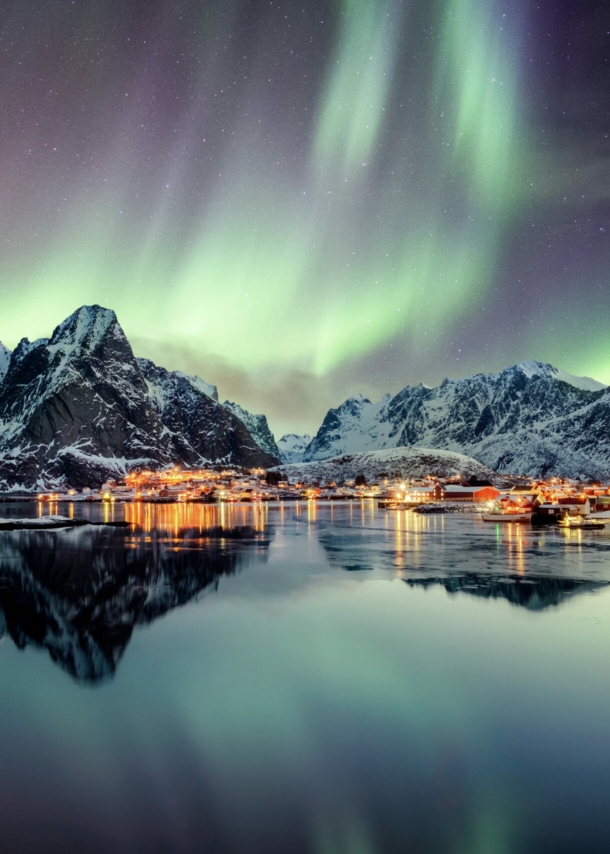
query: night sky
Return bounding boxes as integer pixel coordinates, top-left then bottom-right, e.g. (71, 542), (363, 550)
(0, 0), (607, 435)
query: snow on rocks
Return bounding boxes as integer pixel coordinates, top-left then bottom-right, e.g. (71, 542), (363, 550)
(304, 362), (610, 479)
(0, 343), (10, 384)
(222, 401), (280, 458)
(277, 433), (312, 464)
(0, 305), (279, 490)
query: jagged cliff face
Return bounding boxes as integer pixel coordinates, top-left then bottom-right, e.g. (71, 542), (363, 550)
(139, 361), (277, 469)
(222, 400), (281, 458)
(0, 306), (279, 489)
(304, 363), (610, 479)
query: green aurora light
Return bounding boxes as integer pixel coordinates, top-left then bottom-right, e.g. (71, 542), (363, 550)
(0, 0), (607, 430)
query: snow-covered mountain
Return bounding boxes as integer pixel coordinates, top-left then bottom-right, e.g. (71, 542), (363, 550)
(277, 433), (312, 464)
(518, 361), (606, 392)
(273, 447), (496, 484)
(137, 359), (274, 468)
(222, 400), (281, 458)
(304, 362), (610, 479)
(0, 306), (279, 490)
(3, 308), (608, 486)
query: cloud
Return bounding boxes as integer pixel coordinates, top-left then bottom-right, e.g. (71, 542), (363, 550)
(130, 336), (337, 437)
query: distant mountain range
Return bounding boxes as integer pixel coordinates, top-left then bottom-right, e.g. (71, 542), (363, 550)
(291, 362), (610, 480)
(1, 305), (609, 489)
(276, 433), (312, 464)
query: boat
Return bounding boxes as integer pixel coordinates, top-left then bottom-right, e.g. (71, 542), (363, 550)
(558, 514), (606, 530)
(378, 499), (403, 509)
(482, 505), (531, 523)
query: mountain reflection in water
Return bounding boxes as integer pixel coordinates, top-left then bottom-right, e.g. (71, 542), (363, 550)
(2, 502), (610, 684)
(0, 504), (271, 683)
(404, 574), (608, 610)
(316, 510), (610, 609)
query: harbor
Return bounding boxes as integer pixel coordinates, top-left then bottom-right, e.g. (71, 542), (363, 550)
(2, 464), (606, 533)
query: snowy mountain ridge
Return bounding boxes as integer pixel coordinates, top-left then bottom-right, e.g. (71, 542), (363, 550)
(0, 342), (10, 383)
(2, 307), (609, 485)
(515, 360), (606, 391)
(304, 361), (610, 479)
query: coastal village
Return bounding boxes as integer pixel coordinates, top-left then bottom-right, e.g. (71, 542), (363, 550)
(33, 464), (610, 526)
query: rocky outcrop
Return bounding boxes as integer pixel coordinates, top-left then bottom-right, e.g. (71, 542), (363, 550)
(0, 306), (280, 489)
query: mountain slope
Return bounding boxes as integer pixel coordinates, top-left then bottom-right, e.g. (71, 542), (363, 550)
(304, 362), (610, 479)
(222, 400), (281, 458)
(139, 360), (276, 468)
(0, 306), (279, 489)
(273, 447), (496, 484)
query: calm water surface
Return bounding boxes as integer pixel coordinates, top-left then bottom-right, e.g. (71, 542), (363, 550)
(1, 500), (609, 853)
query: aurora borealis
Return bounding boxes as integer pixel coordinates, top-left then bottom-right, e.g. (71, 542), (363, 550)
(0, 0), (607, 434)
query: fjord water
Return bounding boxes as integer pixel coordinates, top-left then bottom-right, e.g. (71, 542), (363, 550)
(1, 503), (610, 853)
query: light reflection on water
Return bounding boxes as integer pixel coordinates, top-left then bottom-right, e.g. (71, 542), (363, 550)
(0, 502), (609, 853)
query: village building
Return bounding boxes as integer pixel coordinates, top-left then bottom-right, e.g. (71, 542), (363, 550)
(443, 485), (500, 502)
(557, 496), (591, 516)
(402, 484), (444, 503)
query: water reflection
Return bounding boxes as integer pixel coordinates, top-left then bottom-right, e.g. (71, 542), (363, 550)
(0, 515), (271, 684)
(1, 504), (610, 853)
(317, 509), (610, 608)
(124, 501), (270, 534)
(405, 573), (608, 610)
(2, 501), (610, 686)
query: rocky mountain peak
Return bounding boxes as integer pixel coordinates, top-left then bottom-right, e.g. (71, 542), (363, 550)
(0, 306), (279, 490)
(48, 305), (129, 359)
(488, 360), (605, 392)
(343, 393), (370, 408)
(10, 336), (49, 364)
(514, 360), (553, 378)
